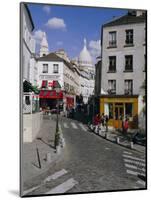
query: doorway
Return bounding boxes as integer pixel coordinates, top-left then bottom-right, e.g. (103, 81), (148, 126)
(114, 103), (124, 129)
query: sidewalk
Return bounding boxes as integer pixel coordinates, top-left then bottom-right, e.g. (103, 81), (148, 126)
(22, 114), (65, 186)
(89, 126), (145, 153)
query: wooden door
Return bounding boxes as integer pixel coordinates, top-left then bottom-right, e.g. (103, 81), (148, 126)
(114, 104), (124, 129)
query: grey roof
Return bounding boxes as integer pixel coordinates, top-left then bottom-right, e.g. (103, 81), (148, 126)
(38, 53), (63, 62)
(103, 13), (146, 27)
(38, 52), (75, 72)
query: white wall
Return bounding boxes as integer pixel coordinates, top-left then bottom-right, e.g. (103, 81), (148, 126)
(22, 4), (37, 85)
(37, 61), (64, 89)
(102, 22), (145, 95)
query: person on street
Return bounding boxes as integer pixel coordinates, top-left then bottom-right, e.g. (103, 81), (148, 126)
(123, 117), (129, 134)
(93, 113), (101, 134)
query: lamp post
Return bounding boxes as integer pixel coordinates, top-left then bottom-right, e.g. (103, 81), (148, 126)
(56, 87), (60, 131)
(54, 81), (61, 150)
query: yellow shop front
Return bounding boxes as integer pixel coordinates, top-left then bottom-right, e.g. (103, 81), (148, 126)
(100, 95), (138, 129)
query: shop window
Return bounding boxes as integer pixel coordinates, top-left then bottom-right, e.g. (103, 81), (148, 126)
(125, 103), (133, 117)
(109, 103), (113, 119)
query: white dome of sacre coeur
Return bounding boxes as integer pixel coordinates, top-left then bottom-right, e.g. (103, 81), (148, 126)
(79, 38), (93, 67)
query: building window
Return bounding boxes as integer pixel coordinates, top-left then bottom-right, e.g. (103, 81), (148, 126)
(109, 31), (117, 47)
(109, 103), (113, 119)
(25, 96), (30, 105)
(125, 29), (133, 45)
(42, 64), (48, 73)
(125, 80), (133, 95)
(108, 56), (116, 72)
(53, 64), (59, 73)
(108, 80), (116, 94)
(125, 55), (133, 71)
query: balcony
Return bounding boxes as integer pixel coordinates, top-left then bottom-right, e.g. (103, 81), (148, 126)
(107, 89), (116, 95)
(124, 66), (133, 72)
(53, 70), (59, 74)
(42, 71), (48, 73)
(108, 41), (117, 48)
(124, 40), (134, 47)
(125, 89), (133, 95)
(108, 66), (116, 73)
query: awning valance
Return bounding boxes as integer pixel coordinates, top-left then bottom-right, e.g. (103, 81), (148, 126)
(39, 90), (63, 99)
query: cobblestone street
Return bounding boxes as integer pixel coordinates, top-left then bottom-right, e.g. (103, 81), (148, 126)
(24, 116), (146, 196)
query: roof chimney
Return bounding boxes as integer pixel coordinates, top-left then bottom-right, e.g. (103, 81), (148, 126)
(136, 10), (145, 16)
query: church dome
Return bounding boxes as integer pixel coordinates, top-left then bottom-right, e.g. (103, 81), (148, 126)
(78, 38), (93, 67)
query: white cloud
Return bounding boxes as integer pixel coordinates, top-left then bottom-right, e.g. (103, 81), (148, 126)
(43, 5), (51, 14)
(33, 29), (44, 44)
(56, 41), (63, 46)
(45, 17), (66, 30)
(89, 40), (101, 59)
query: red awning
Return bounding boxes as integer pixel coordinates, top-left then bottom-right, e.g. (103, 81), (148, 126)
(39, 90), (63, 99)
(41, 80), (48, 88)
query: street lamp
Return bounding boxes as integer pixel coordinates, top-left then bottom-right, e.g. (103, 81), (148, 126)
(56, 87), (60, 131)
(54, 81), (61, 150)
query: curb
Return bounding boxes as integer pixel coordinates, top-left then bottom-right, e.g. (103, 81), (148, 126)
(88, 125), (145, 153)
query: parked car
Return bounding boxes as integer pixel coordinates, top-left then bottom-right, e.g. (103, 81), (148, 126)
(132, 132), (146, 146)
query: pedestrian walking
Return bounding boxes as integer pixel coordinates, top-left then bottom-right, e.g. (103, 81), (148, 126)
(93, 113), (101, 134)
(123, 117), (129, 134)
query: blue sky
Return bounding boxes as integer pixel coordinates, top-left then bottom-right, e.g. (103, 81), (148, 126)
(28, 3), (127, 63)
